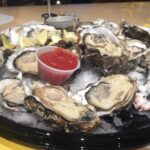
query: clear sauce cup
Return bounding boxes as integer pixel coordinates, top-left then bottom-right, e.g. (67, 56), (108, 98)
(36, 46), (80, 85)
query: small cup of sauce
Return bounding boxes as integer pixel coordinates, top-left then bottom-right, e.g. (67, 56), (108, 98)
(36, 46), (80, 85)
(46, 15), (79, 31)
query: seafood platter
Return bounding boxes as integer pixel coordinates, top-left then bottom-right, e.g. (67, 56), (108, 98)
(1, 19), (150, 149)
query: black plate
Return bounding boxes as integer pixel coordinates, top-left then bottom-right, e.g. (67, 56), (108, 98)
(0, 114), (150, 150)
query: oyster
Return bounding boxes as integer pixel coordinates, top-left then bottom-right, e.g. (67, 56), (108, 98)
(78, 19), (120, 35)
(0, 78), (27, 111)
(6, 47), (38, 75)
(79, 26), (122, 71)
(122, 23), (150, 47)
(124, 39), (147, 59)
(85, 74), (137, 114)
(79, 24), (146, 75)
(79, 27), (125, 75)
(94, 20), (120, 35)
(24, 85), (100, 132)
(82, 33), (122, 57)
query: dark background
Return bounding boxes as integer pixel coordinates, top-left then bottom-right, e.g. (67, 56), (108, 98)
(0, 0), (150, 6)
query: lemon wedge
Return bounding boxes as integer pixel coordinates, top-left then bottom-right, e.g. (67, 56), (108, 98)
(20, 36), (39, 47)
(1, 35), (16, 49)
(63, 29), (78, 42)
(37, 30), (48, 46)
(49, 34), (62, 45)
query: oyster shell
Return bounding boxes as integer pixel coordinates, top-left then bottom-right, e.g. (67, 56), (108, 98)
(6, 47), (38, 75)
(78, 19), (120, 35)
(85, 74), (137, 113)
(93, 19), (120, 35)
(24, 85), (100, 132)
(0, 78), (27, 111)
(122, 23), (150, 47)
(124, 39), (147, 59)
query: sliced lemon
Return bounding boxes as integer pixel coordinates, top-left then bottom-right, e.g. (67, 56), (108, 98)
(49, 34), (62, 45)
(63, 29), (78, 42)
(1, 35), (16, 49)
(20, 36), (39, 47)
(37, 30), (48, 46)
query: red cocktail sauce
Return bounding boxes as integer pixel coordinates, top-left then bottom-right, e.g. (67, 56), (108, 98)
(38, 48), (79, 85)
(39, 48), (78, 70)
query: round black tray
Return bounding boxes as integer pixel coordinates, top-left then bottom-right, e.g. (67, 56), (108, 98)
(0, 115), (150, 150)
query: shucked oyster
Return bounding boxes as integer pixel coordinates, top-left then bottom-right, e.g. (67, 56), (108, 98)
(6, 47), (38, 75)
(78, 19), (120, 35)
(24, 85), (100, 132)
(0, 78), (27, 111)
(85, 74), (137, 114)
(80, 26), (122, 56)
(79, 27), (143, 75)
(82, 33), (122, 57)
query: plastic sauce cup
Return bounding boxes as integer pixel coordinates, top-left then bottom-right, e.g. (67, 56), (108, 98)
(36, 46), (80, 85)
(46, 15), (79, 31)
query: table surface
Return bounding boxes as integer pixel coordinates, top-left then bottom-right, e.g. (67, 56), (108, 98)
(0, 2), (150, 150)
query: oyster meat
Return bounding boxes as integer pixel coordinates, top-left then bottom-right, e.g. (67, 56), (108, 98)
(24, 85), (100, 132)
(85, 74), (137, 114)
(82, 33), (122, 57)
(0, 78), (27, 111)
(6, 47), (38, 75)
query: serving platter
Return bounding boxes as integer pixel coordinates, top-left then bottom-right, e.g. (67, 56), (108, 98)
(1, 19), (150, 149)
(1, 114), (150, 150)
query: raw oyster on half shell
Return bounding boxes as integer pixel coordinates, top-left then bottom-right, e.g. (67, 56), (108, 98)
(6, 47), (38, 75)
(24, 85), (100, 132)
(82, 32), (122, 57)
(78, 21), (147, 75)
(85, 74), (137, 114)
(0, 78), (28, 111)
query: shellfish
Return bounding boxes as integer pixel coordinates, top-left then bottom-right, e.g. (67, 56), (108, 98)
(6, 47), (38, 75)
(0, 78), (28, 111)
(85, 74), (137, 114)
(24, 85), (100, 132)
